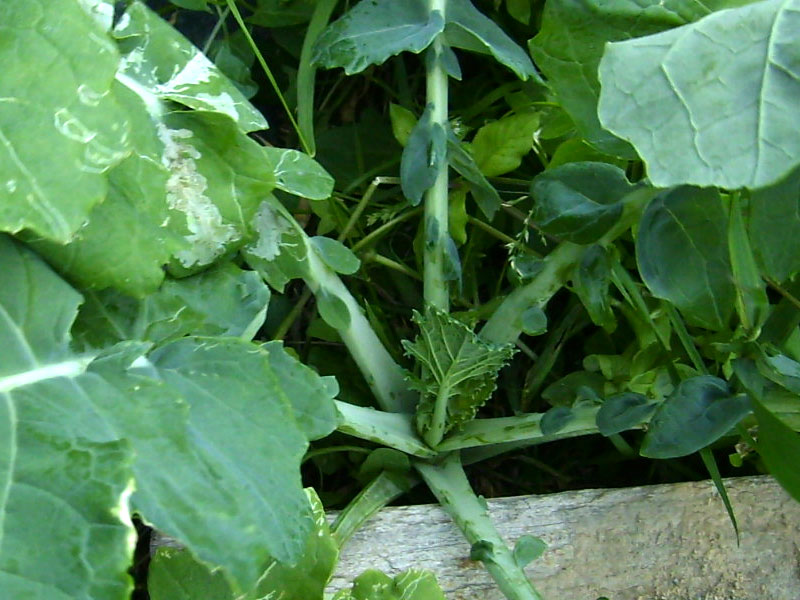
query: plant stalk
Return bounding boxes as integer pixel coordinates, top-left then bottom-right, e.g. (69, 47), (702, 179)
(423, 4), (450, 312)
(415, 453), (545, 600)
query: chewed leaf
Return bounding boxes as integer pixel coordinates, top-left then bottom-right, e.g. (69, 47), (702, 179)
(403, 308), (516, 438)
(113, 2), (267, 131)
(312, 0), (445, 75)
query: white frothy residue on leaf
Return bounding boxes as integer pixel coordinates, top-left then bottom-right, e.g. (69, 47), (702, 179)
(156, 123), (239, 267)
(247, 202), (292, 261)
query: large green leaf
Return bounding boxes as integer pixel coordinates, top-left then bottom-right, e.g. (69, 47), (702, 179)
(598, 0), (800, 189)
(529, 0), (744, 157)
(641, 376), (751, 458)
(531, 162), (634, 244)
(148, 489), (339, 600)
(0, 235), (338, 596)
(636, 186), (735, 331)
(444, 0), (539, 81)
(312, 0), (445, 75)
(403, 308), (516, 440)
(0, 0), (129, 242)
(72, 263), (270, 349)
(749, 167), (800, 283)
(113, 1), (267, 131)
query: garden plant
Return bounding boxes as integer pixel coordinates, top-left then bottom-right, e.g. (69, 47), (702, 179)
(2, 0), (800, 599)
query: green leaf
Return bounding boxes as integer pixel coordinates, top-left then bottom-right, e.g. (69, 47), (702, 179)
(73, 263), (270, 348)
(114, 1), (267, 131)
(530, 0), (741, 157)
(641, 376), (752, 458)
(310, 236), (362, 274)
(148, 489), (340, 600)
(402, 106), (448, 205)
(728, 195), (769, 335)
(263, 147), (334, 200)
(751, 396), (800, 503)
(636, 186), (735, 331)
(512, 535), (547, 568)
(0, 235), (339, 594)
(444, 0), (540, 82)
(447, 131), (502, 219)
(573, 244), (616, 331)
(318, 287), (352, 329)
(312, 0), (445, 75)
(542, 370), (605, 406)
(531, 162), (634, 244)
(403, 308), (516, 439)
(449, 188), (469, 246)
(390, 103), (418, 147)
(0, 0), (129, 242)
(471, 112), (540, 177)
(169, 0), (209, 9)
(597, 0), (800, 189)
(540, 405), (574, 435)
(521, 306), (548, 336)
(749, 167), (800, 283)
(596, 393), (656, 436)
(333, 569), (447, 600)
(506, 0), (531, 25)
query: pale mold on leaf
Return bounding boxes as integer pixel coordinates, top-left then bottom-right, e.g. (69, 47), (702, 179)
(156, 123), (239, 267)
(248, 202), (295, 261)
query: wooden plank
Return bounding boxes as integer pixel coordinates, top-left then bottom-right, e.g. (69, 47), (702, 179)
(328, 476), (800, 599)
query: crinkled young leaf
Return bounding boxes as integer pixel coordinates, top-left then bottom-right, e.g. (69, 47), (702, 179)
(447, 131), (501, 219)
(333, 569), (447, 600)
(598, 0), (800, 189)
(471, 112), (540, 177)
(312, 0), (445, 75)
(641, 376), (752, 458)
(636, 186), (735, 331)
(530, 0), (746, 157)
(531, 162), (634, 244)
(72, 263), (270, 349)
(403, 308), (516, 438)
(148, 489), (339, 600)
(749, 167), (800, 283)
(0, 0), (129, 243)
(114, 1), (267, 131)
(402, 106), (448, 205)
(444, 0), (540, 82)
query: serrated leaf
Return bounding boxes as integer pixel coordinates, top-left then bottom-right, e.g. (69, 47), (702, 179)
(114, 1), (267, 131)
(312, 0), (445, 75)
(596, 392), (656, 436)
(636, 186), (735, 331)
(310, 236), (361, 274)
(0, 0), (129, 242)
(0, 235), (338, 595)
(403, 308), (516, 438)
(598, 0), (800, 189)
(148, 488), (339, 600)
(471, 112), (540, 177)
(402, 106), (448, 205)
(530, 0), (742, 157)
(445, 0), (539, 82)
(641, 376), (752, 458)
(531, 162), (634, 244)
(447, 131), (501, 219)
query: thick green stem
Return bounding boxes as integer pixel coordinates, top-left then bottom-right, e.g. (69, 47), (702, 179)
(423, 8), (450, 311)
(335, 400), (436, 458)
(415, 453), (545, 600)
(304, 243), (417, 413)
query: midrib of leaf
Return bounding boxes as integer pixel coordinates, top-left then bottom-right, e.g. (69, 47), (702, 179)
(0, 357), (94, 393)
